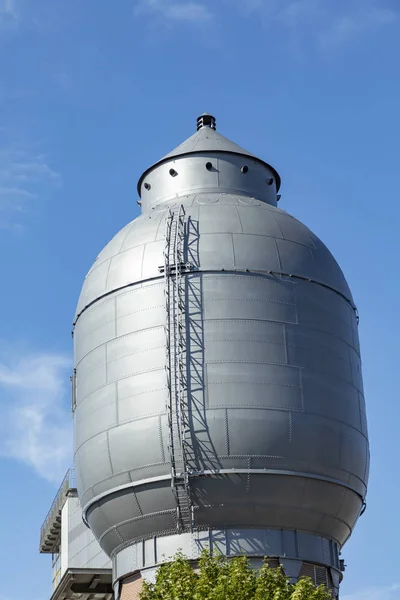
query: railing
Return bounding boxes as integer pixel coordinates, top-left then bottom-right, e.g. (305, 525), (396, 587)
(40, 468), (76, 551)
(162, 207), (193, 532)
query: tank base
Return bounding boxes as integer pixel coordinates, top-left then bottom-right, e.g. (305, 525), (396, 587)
(112, 528), (342, 599)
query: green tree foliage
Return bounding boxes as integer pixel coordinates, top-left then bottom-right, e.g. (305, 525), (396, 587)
(140, 551), (332, 600)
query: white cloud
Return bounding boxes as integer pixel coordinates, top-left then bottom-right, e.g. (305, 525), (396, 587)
(134, 0), (213, 23)
(0, 145), (61, 225)
(342, 583), (400, 600)
(0, 348), (72, 482)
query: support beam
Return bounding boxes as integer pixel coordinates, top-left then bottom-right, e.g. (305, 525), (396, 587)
(70, 583), (113, 594)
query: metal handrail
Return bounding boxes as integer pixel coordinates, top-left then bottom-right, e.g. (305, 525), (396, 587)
(40, 468), (76, 546)
(163, 206), (192, 532)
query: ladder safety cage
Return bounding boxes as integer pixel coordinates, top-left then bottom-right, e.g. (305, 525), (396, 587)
(163, 205), (193, 532)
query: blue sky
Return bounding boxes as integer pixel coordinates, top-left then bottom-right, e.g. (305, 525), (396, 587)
(0, 0), (399, 599)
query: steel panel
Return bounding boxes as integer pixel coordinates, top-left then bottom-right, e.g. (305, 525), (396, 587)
(115, 283), (164, 316)
(228, 408), (289, 456)
(233, 233), (281, 272)
(202, 273), (297, 304)
(301, 372), (362, 432)
(98, 528), (125, 557)
(205, 339), (287, 365)
(76, 365), (107, 404)
(229, 529), (282, 556)
(289, 413), (342, 470)
(280, 559), (302, 582)
(74, 401), (117, 450)
(236, 206), (284, 237)
(115, 545), (137, 579)
(100, 489), (143, 525)
(198, 233), (235, 268)
(340, 428), (368, 478)
(107, 246), (145, 290)
(207, 361), (301, 388)
(207, 379), (302, 411)
(117, 369), (166, 400)
(75, 381), (116, 415)
(203, 294), (298, 323)
(91, 472), (132, 499)
(198, 204), (242, 234)
(204, 317), (285, 341)
(119, 215), (162, 251)
(141, 241), (165, 279)
(116, 310), (163, 339)
(144, 538), (155, 566)
(248, 474), (307, 503)
(77, 259), (111, 316)
(106, 346), (165, 383)
(107, 327), (164, 362)
(272, 213), (316, 248)
(75, 432), (113, 488)
(118, 389), (167, 423)
(92, 222), (133, 265)
(107, 417), (165, 473)
(297, 532), (324, 564)
(285, 324), (354, 361)
(287, 343), (353, 383)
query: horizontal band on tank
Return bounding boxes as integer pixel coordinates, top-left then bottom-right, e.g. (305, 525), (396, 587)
(112, 527), (341, 585)
(82, 468), (365, 526)
(73, 268), (357, 328)
(137, 151), (282, 195)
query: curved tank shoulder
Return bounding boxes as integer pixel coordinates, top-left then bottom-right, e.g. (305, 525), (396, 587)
(74, 197), (354, 322)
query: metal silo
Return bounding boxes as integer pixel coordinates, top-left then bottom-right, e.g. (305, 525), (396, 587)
(73, 113), (369, 598)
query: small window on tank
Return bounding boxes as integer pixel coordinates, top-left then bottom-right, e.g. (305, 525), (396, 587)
(241, 165), (249, 173)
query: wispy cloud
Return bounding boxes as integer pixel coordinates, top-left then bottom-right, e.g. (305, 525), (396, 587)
(0, 0), (18, 28)
(0, 145), (61, 227)
(0, 348), (72, 482)
(319, 4), (397, 48)
(342, 583), (400, 600)
(232, 0), (397, 48)
(134, 0), (213, 23)
(0, 0), (17, 18)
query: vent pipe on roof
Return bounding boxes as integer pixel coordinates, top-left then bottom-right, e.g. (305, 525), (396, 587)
(197, 113), (216, 131)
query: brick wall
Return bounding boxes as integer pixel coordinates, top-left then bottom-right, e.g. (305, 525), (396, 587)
(120, 574), (143, 600)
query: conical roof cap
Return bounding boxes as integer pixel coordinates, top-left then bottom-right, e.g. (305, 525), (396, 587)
(137, 114), (281, 194)
(162, 126), (259, 161)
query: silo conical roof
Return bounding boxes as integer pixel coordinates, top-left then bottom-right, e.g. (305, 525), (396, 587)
(137, 114), (281, 193)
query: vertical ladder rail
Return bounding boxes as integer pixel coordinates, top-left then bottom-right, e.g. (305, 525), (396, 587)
(163, 205), (192, 531)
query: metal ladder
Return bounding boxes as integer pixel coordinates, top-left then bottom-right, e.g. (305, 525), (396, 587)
(163, 205), (192, 531)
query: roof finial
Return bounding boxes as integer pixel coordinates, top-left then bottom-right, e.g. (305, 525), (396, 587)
(197, 113), (216, 131)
